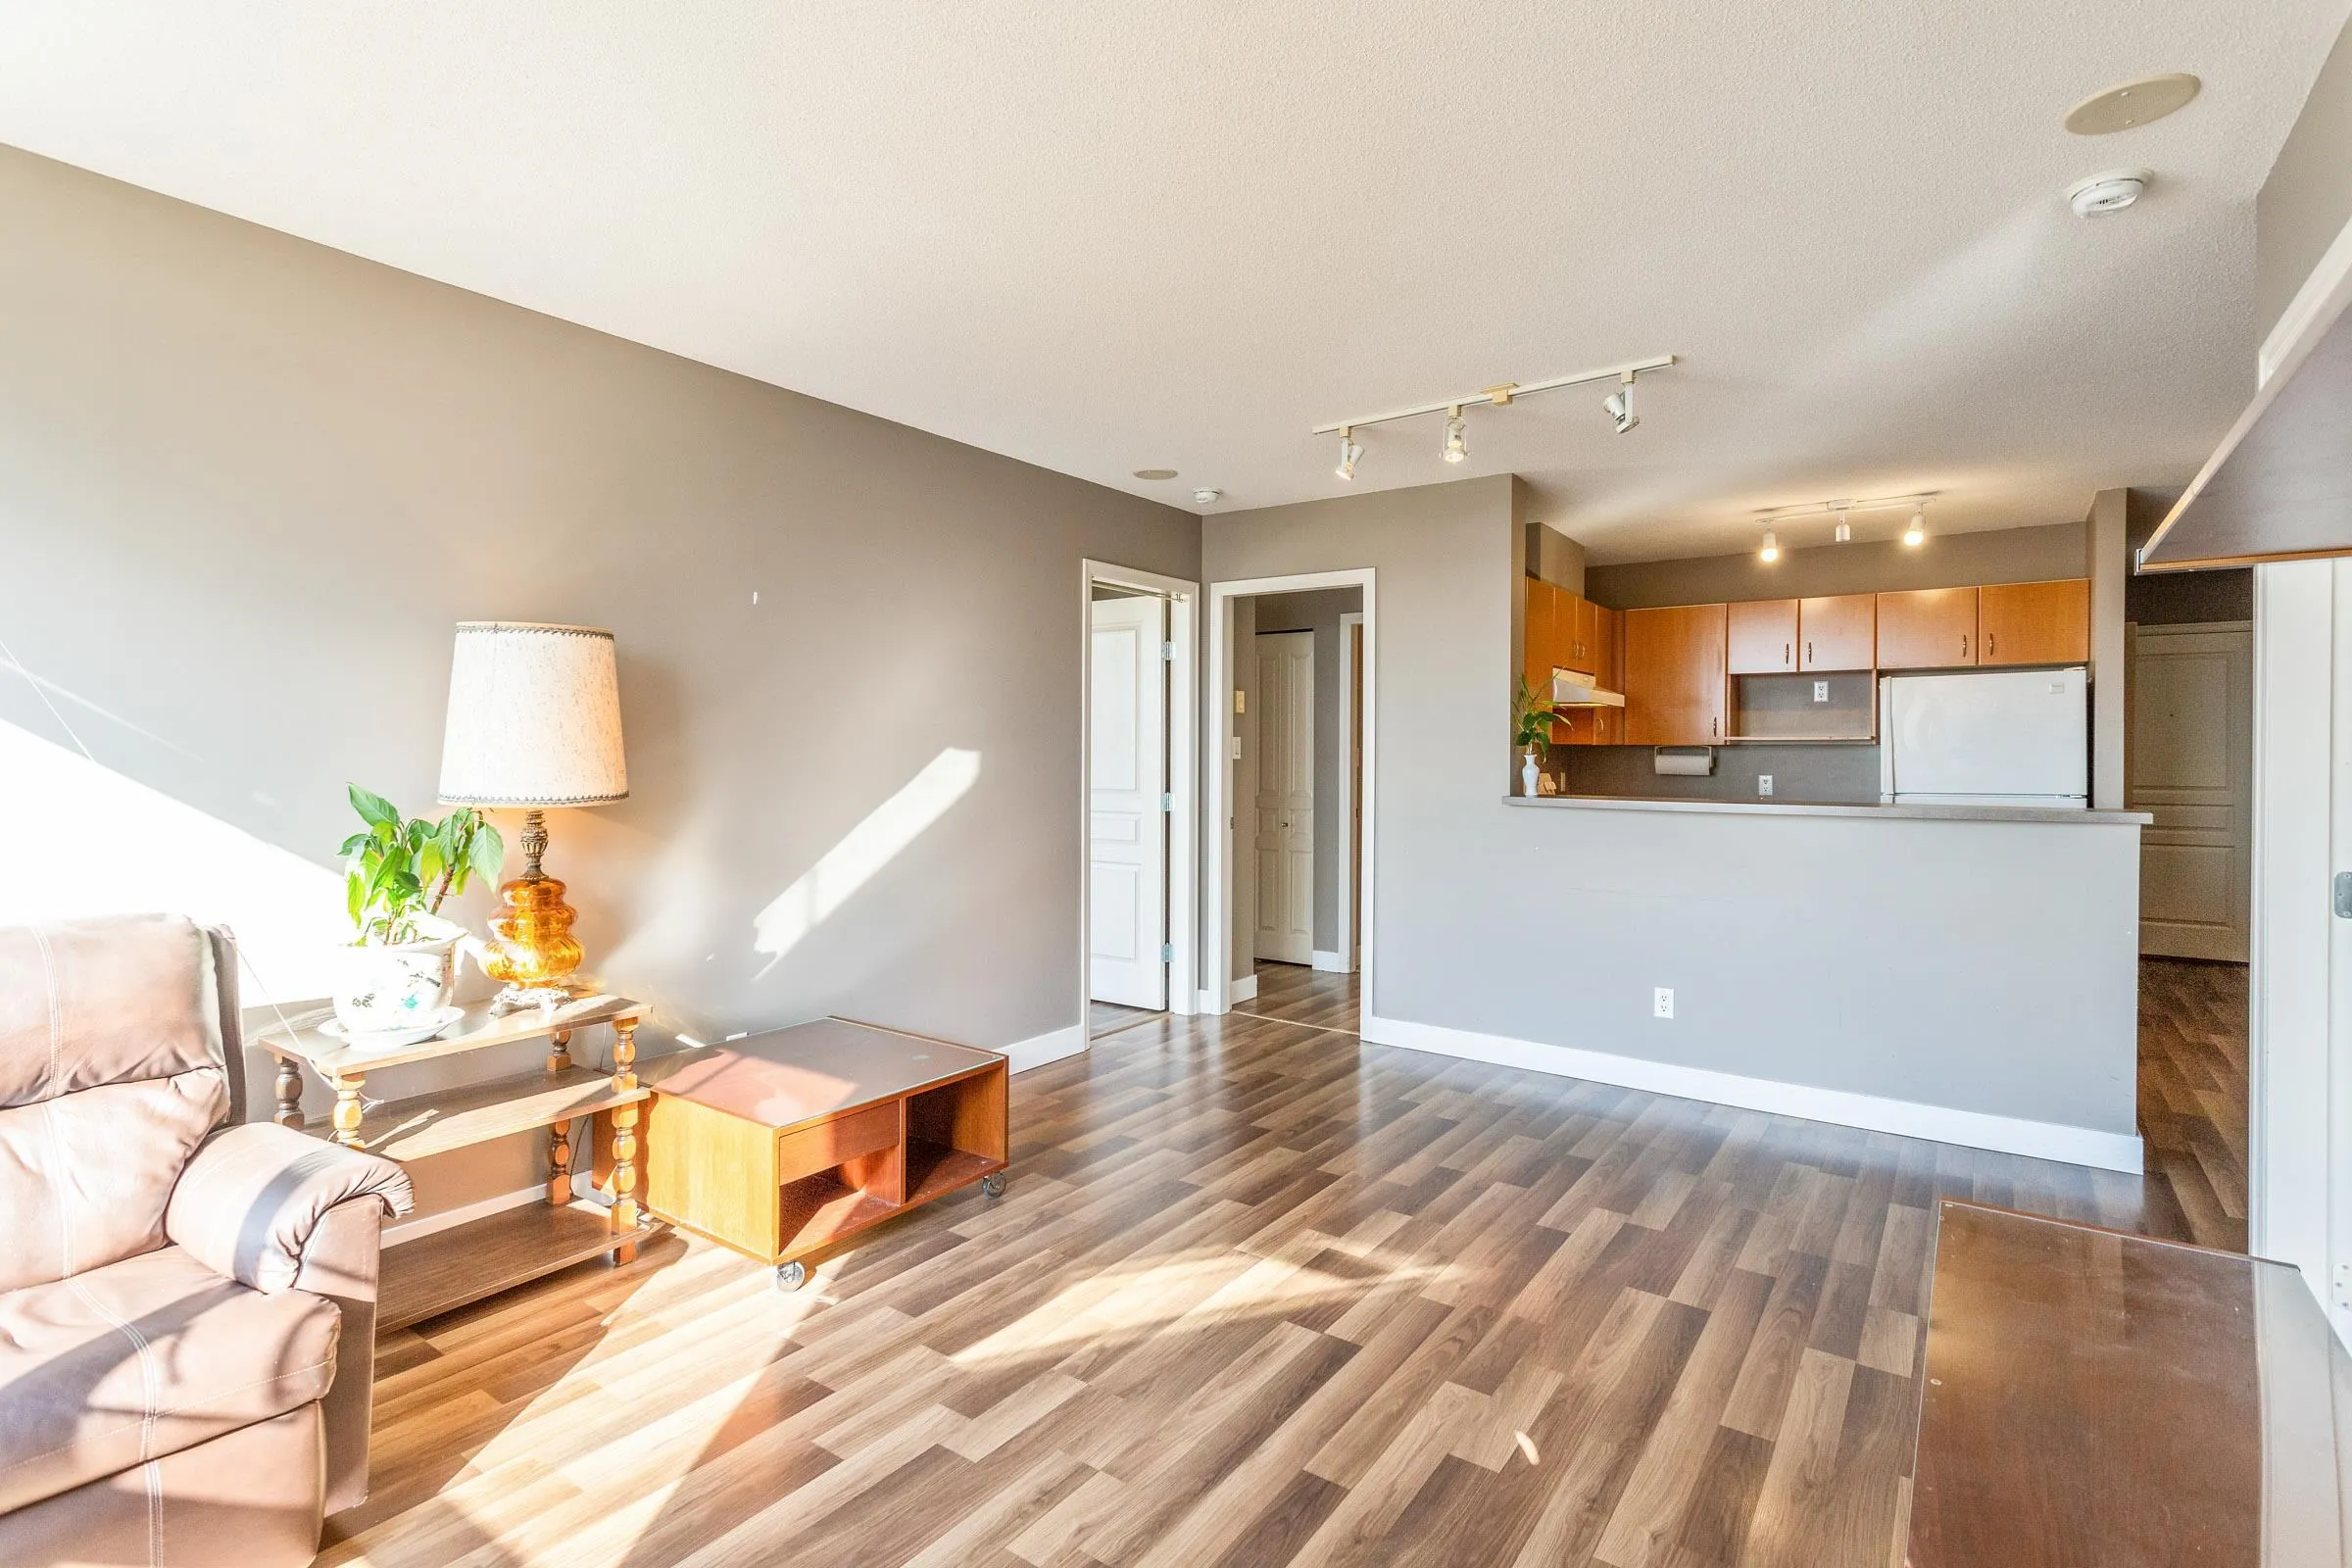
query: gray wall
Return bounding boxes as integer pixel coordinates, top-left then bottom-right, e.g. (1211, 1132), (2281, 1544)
(0, 144), (1199, 1217)
(2127, 486), (2253, 624)
(1206, 477), (2139, 1140)
(1584, 521), (2087, 609)
(2259, 11), (2352, 343)
(1251, 588), (1362, 956)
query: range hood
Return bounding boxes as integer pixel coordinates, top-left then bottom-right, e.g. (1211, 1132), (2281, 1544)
(1550, 668), (1626, 708)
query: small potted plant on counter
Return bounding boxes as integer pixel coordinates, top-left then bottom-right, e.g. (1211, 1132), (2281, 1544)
(1513, 676), (1563, 797)
(332, 784), (505, 1039)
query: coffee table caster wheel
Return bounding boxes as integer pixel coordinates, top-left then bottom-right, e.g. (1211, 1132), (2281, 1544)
(981, 1171), (1006, 1199)
(773, 1261), (807, 1292)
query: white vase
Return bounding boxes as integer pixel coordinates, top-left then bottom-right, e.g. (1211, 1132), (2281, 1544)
(332, 926), (461, 1033)
(1522, 750), (1542, 797)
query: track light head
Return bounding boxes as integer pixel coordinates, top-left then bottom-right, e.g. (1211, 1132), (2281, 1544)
(1903, 505), (1927, 547)
(1759, 528), (1781, 564)
(1442, 408), (1467, 464)
(1603, 372), (1640, 434)
(1336, 428), (1362, 481)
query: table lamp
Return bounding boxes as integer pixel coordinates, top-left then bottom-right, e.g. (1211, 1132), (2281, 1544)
(436, 621), (628, 999)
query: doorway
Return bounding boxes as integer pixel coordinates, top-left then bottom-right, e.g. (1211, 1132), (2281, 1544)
(1206, 570), (1373, 1024)
(1082, 562), (1198, 1044)
(2128, 620), (2254, 960)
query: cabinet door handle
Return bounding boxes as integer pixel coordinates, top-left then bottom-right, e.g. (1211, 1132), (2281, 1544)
(1710, 715), (1718, 738)
(1784, 642), (1790, 666)
(1987, 634), (1996, 657)
(1962, 634), (1969, 659)
(1806, 640), (1813, 663)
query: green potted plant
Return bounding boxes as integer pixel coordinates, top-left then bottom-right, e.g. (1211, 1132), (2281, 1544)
(331, 784), (505, 1035)
(1513, 676), (1562, 797)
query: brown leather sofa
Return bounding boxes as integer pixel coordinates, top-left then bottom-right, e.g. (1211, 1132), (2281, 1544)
(0, 914), (413, 1567)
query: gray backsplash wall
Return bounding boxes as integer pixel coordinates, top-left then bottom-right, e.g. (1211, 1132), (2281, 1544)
(1556, 743), (1882, 805)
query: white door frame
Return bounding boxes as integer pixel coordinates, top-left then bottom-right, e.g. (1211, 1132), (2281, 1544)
(1080, 561), (1198, 1027)
(1205, 568), (1375, 1013)
(1336, 610), (1364, 973)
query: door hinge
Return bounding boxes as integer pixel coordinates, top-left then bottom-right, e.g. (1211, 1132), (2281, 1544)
(1161, 792), (1174, 811)
(1162, 641), (1175, 661)
(2335, 871), (2352, 918)
(1160, 943), (1174, 962)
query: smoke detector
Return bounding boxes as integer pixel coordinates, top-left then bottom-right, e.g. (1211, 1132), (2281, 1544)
(2068, 169), (2151, 218)
(1193, 487), (1222, 506)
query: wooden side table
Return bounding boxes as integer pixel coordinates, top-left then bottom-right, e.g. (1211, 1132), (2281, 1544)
(641, 1017), (1008, 1291)
(254, 993), (663, 1330)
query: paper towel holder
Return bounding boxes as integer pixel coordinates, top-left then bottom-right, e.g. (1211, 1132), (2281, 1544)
(1653, 747), (1716, 777)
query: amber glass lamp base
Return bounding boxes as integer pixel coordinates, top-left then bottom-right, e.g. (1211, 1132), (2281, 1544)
(483, 808), (585, 989)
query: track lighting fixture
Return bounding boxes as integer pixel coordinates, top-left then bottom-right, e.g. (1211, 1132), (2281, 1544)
(1903, 505), (1927, 547)
(1835, 508), (1852, 544)
(1312, 354), (1677, 479)
(1603, 371), (1639, 435)
(1759, 528), (1781, 564)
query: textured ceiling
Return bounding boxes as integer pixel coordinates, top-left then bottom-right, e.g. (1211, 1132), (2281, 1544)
(0, 2), (2344, 562)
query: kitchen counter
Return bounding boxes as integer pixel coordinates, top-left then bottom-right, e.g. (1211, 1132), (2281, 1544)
(1503, 795), (2151, 827)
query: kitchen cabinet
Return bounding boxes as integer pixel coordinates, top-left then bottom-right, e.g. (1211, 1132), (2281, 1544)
(1877, 588), (1980, 669)
(1522, 578), (1569, 744)
(1727, 599), (1799, 674)
(1564, 594), (1602, 674)
(1624, 604), (1728, 746)
(1979, 578), (2089, 666)
(1798, 593), (1877, 671)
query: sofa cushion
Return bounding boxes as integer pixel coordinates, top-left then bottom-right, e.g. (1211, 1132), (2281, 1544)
(0, 1069), (230, 1295)
(0, 915), (229, 1107)
(0, 1244), (340, 1512)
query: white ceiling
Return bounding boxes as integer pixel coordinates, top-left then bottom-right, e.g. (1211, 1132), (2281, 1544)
(1, 3), (2344, 562)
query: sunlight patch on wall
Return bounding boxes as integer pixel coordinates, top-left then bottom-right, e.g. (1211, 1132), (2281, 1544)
(752, 748), (981, 974)
(0, 719), (346, 1002)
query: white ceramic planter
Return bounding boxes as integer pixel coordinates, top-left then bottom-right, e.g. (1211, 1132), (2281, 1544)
(332, 929), (460, 1034)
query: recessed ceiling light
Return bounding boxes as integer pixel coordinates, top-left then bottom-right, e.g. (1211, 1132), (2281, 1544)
(2065, 74), (2200, 136)
(2069, 168), (2152, 218)
(1132, 467), (1178, 481)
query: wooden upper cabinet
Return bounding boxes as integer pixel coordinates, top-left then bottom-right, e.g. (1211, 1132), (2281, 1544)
(1565, 594), (1602, 675)
(1876, 587), (1980, 669)
(1726, 599), (1798, 674)
(1623, 604), (1729, 746)
(1798, 593), (1877, 671)
(1979, 578), (2089, 666)
(1523, 578), (1559, 691)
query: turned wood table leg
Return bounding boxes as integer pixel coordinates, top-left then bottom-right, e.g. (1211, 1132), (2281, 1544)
(329, 1071), (366, 1148)
(549, 1117), (573, 1205)
(547, 1027), (572, 1075)
(273, 1055), (305, 1128)
(610, 1017), (641, 1263)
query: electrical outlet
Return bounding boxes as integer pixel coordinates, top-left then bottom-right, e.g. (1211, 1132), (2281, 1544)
(1653, 987), (1674, 1019)
(1813, 680), (1829, 703)
(1757, 774), (1774, 797)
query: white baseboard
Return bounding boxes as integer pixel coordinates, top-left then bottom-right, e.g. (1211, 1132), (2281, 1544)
(1230, 974), (1259, 1003)
(1005, 1023), (1086, 1074)
(1359, 1013), (2144, 1174)
(1310, 950), (1349, 973)
(384, 1184), (546, 1248)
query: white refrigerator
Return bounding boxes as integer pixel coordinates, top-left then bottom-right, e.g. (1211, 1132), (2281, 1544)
(1878, 666), (2089, 808)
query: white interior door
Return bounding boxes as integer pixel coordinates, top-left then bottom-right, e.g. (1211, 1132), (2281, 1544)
(2131, 621), (2253, 960)
(1253, 631), (1314, 964)
(1090, 594), (1167, 1007)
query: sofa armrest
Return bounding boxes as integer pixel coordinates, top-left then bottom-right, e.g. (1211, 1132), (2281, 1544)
(166, 1122), (413, 1295)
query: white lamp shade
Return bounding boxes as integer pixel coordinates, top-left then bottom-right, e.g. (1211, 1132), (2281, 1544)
(437, 622), (629, 807)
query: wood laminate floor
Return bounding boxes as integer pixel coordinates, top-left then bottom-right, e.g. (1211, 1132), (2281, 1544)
(327, 959), (2244, 1568)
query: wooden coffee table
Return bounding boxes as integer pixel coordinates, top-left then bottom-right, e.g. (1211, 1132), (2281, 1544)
(641, 1017), (1008, 1290)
